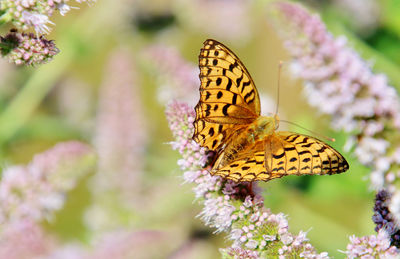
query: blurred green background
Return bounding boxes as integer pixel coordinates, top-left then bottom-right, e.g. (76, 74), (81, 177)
(1, 0), (400, 258)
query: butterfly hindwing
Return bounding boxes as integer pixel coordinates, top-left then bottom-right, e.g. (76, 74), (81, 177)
(212, 141), (271, 182)
(275, 132), (349, 176)
(193, 39), (261, 151)
(212, 132), (348, 182)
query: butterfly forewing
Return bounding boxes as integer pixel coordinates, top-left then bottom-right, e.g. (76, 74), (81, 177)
(193, 39), (261, 151)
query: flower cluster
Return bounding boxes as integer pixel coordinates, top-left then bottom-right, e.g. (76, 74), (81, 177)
(271, 1), (400, 192)
(0, 0), (94, 34)
(0, 29), (59, 66)
(0, 221), (170, 259)
(0, 219), (55, 258)
(177, 0), (252, 42)
(143, 45), (198, 105)
(166, 101), (329, 258)
(0, 141), (95, 225)
(221, 247), (260, 259)
(345, 230), (399, 258)
(85, 50), (147, 234)
(0, 0), (95, 65)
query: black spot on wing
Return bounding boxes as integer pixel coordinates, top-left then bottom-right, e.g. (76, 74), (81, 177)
(208, 127), (214, 137)
(232, 93), (237, 105)
(205, 91), (211, 100)
(237, 76), (243, 90)
(273, 152), (285, 159)
(226, 78), (232, 91)
(222, 104), (231, 116)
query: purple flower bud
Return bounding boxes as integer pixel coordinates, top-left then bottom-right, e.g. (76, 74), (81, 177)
(0, 29), (59, 66)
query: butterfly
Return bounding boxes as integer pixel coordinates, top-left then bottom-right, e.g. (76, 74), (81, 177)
(192, 39), (349, 182)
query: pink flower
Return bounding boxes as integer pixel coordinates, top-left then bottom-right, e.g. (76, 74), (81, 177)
(85, 49), (147, 233)
(0, 30), (59, 66)
(271, 1), (400, 191)
(166, 101), (329, 257)
(0, 219), (56, 259)
(0, 0), (96, 34)
(345, 230), (399, 258)
(177, 0), (252, 42)
(86, 230), (168, 259)
(0, 141), (94, 225)
(143, 45), (198, 105)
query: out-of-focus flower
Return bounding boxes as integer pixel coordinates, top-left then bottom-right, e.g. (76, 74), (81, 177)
(0, 0), (95, 34)
(0, 225), (171, 259)
(332, 0), (380, 35)
(0, 29), (59, 66)
(166, 101), (329, 258)
(270, 1), (400, 191)
(0, 141), (95, 225)
(86, 230), (170, 259)
(175, 0), (252, 42)
(143, 45), (198, 105)
(85, 49), (147, 234)
(345, 230), (399, 259)
(54, 77), (94, 132)
(0, 219), (56, 259)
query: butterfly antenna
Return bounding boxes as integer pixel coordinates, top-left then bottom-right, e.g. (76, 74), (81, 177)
(280, 120), (336, 142)
(275, 61), (283, 116)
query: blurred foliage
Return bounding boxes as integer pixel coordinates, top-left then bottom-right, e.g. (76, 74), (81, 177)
(0, 0), (399, 258)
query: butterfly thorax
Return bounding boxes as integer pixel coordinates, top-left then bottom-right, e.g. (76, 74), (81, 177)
(248, 115), (280, 142)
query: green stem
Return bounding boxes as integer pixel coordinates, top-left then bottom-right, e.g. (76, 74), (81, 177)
(0, 53), (70, 144)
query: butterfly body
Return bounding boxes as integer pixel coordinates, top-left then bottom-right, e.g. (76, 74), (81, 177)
(193, 39), (349, 182)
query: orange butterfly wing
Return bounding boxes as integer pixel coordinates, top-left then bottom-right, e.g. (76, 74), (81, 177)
(193, 39), (261, 151)
(212, 132), (349, 182)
